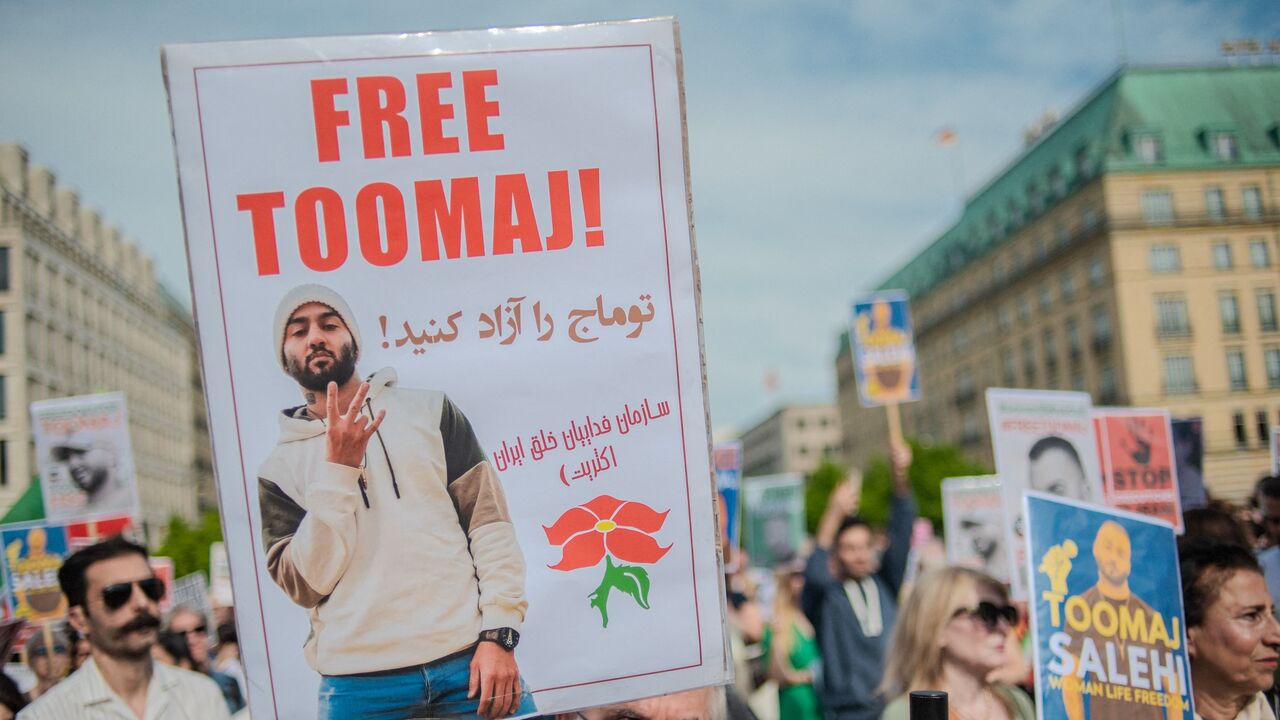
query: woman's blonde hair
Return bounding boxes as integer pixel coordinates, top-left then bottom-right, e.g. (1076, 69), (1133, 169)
(879, 566), (1008, 697)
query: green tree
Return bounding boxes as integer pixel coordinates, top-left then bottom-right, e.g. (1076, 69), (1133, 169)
(858, 439), (990, 532)
(804, 458), (847, 535)
(157, 510), (224, 579)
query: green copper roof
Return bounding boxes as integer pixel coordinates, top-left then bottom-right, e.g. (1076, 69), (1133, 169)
(878, 65), (1280, 297)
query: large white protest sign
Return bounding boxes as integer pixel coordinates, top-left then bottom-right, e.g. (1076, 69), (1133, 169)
(30, 393), (139, 523)
(164, 19), (727, 719)
(986, 388), (1101, 599)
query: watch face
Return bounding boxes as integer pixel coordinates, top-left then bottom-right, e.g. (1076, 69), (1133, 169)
(499, 628), (519, 650)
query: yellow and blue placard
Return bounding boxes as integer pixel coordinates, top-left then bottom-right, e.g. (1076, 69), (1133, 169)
(1026, 492), (1192, 720)
(2, 524), (70, 624)
(850, 291), (919, 407)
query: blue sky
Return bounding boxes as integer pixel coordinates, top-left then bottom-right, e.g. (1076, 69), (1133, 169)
(1, 0), (1275, 434)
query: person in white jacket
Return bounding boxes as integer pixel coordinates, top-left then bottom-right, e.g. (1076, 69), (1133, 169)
(257, 284), (533, 720)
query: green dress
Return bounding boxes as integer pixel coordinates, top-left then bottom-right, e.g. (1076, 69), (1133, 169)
(763, 622), (823, 720)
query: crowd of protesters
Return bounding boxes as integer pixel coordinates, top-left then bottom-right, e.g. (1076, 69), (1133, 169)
(2, 457), (1279, 719)
(716, 446), (1280, 720)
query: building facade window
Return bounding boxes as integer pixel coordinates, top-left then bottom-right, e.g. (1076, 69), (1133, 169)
(1259, 290), (1278, 332)
(1135, 133), (1162, 164)
(1076, 145), (1093, 179)
(1234, 411), (1248, 447)
(1043, 329), (1058, 369)
(1205, 186), (1225, 219)
(1141, 190), (1174, 224)
(1258, 410), (1271, 446)
(1039, 283), (1052, 311)
(1163, 355), (1196, 394)
(1212, 241), (1233, 270)
(1266, 347), (1280, 388)
(1155, 296), (1190, 336)
(1081, 206), (1100, 231)
(1091, 304), (1112, 348)
(1018, 296), (1031, 324)
(1002, 347), (1017, 387)
(997, 306), (1011, 331)
(0, 440), (6, 487)
(1065, 317), (1081, 359)
(1227, 350), (1248, 390)
(1060, 271), (1076, 301)
(1149, 244), (1181, 273)
(1250, 239), (1271, 268)
(1049, 166), (1066, 198)
(0, 248), (8, 293)
(1022, 338), (1036, 383)
(1054, 222), (1070, 247)
(1099, 366), (1117, 403)
(1243, 186), (1263, 219)
(1220, 292), (1241, 334)
(1088, 257), (1105, 286)
(1210, 132), (1239, 161)
(0, 376), (6, 420)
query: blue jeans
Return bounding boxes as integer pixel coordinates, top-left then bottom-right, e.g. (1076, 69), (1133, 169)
(318, 645), (539, 719)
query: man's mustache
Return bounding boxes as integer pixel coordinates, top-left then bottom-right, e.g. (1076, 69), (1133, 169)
(306, 349), (334, 363)
(120, 613), (160, 633)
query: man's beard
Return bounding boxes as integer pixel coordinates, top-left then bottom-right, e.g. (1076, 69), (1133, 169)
(285, 342), (357, 392)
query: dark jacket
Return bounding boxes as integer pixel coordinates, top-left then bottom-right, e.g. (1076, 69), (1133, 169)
(801, 494), (915, 720)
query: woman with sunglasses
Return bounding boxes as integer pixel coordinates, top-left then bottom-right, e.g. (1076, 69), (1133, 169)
(879, 567), (1033, 720)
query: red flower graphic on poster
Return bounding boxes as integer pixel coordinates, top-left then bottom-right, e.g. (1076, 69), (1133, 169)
(544, 495), (671, 627)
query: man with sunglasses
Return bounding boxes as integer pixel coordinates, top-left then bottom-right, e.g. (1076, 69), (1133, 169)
(18, 535), (230, 720)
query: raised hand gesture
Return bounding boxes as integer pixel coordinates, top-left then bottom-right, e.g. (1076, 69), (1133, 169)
(324, 381), (386, 468)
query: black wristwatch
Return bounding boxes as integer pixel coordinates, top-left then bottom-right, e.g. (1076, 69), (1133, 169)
(479, 627), (520, 651)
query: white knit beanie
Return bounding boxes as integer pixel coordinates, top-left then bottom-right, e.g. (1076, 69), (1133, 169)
(273, 284), (362, 372)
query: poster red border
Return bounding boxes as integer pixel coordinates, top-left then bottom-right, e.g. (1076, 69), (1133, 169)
(192, 40), (704, 714)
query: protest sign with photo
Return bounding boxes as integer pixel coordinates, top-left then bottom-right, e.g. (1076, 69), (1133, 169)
(1, 524), (70, 624)
(740, 473), (805, 569)
(209, 541), (234, 608)
(940, 475), (1008, 583)
(1170, 418), (1207, 512)
(170, 572), (213, 622)
(30, 393), (139, 523)
(164, 18), (727, 718)
(149, 557), (176, 614)
(714, 441), (742, 570)
(986, 388), (1102, 599)
(1025, 492), (1192, 720)
(65, 515), (135, 551)
(1272, 426), (1280, 476)
(849, 291), (919, 407)
(1093, 408), (1182, 533)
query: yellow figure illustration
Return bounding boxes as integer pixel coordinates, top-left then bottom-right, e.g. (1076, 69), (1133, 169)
(7, 528), (67, 622)
(1038, 539), (1078, 598)
(855, 299), (914, 400)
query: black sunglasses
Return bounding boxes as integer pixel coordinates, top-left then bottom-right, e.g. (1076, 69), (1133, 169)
(178, 624), (209, 636)
(101, 577), (165, 610)
(955, 601), (1018, 630)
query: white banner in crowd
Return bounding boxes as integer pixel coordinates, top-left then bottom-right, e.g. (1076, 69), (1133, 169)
(164, 18), (728, 719)
(985, 388), (1102, 599)
(30, 393), (139, 523)
(940, 475), (1008, 583)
